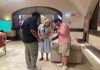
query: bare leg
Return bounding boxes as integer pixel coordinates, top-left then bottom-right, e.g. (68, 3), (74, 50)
(56, 53), (63, 67)
(39, 53), (44, 61)
(46, 53), (49, 61)
(60, 53), (62, 58)
(59, 45), (69, 70)
(41, 53), (44, 58)
(62, 55), (68, 66)
(61, 55), (68, 70)
(60, 53), (64, 64)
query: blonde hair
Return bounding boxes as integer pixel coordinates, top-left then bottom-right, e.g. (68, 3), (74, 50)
(44, 19), (50, 24)
(45, 19), (52, 32)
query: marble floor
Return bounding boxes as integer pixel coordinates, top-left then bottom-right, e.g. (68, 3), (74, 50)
(0, 41), (94, 70)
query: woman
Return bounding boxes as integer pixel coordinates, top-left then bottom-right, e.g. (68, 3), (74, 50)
(38, 19), (51, 61)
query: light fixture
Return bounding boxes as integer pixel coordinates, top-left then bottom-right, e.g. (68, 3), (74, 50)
(5, 16), (10, 20)
(65, 13), (81, 18)
(66, 13), (71, 18)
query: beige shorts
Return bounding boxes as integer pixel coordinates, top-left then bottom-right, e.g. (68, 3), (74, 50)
(59, 44), (71, 56)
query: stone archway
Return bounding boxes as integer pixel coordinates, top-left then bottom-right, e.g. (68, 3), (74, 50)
(12, 6), (62, 40)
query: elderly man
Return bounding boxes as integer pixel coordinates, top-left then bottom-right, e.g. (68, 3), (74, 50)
(53, 18), (71, 70)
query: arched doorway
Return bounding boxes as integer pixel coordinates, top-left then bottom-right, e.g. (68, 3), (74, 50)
(12, 6), (62, 40)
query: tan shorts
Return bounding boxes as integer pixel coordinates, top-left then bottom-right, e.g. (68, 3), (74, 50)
(59, 44), (71, 56)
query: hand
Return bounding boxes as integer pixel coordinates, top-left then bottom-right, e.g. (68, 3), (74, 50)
(51, 38), (53, 41)
(57, 29), (60, 34)
(39, 37), (43, 40)
(38, 38), (42, 42)
(43, 36), (48, 39)
(67, 43), (71, 46)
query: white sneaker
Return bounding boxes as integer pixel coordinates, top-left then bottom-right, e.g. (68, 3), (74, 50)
(35, 66), (41, 70)
(61, 65), (68, 70)
(56, 63), (63, 67)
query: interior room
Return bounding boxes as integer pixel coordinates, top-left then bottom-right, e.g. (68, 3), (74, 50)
(0, 0), (100, 70)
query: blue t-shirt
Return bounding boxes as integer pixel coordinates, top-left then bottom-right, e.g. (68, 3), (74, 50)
(21, 17), (38, 43)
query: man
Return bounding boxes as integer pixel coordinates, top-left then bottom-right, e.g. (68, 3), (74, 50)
(53, 18), (71, 70)
(21, 12), (41, 70)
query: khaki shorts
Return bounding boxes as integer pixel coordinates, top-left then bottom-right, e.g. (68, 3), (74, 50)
(59, 44), (71, 56)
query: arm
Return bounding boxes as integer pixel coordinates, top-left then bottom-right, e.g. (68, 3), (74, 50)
(30, 21), (41, 42)
(43, 28), (51, 38)
(66, 26), (71, 44)
(38, 29), (43, 39)
(31, 30), (42, 42)
(45, 31), (51, 38)
(31, 30), (39, 39)
(41, 32), (51, 39)
(51, 34), (59, 41)
(38, 25), (43, 39)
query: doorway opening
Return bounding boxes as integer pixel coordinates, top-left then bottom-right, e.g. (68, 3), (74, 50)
(11, 6), (62, 40)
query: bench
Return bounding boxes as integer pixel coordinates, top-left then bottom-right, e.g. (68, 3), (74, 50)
(50, 34), (82, 63)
